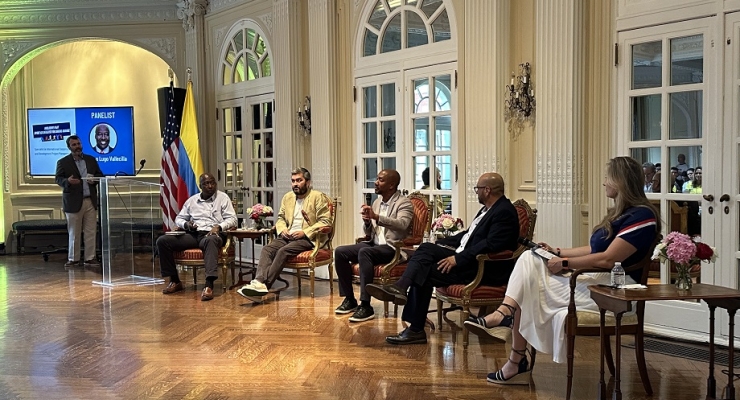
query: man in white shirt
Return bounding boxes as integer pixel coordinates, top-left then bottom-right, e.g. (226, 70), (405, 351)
(642, 162), (656, 193)
(157, 173), (237, 301)
(333, 169), (413, 322)
(366, 173), (520, 345)
(237, 168), (331, 298)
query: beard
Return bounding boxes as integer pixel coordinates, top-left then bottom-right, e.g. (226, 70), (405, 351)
(293, 185), (308, 195)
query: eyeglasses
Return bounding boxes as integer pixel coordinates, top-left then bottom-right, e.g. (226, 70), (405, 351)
(473, 186), (489, 193)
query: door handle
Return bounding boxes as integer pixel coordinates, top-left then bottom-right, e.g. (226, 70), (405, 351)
(702, 194), (714, 202)
(720, 194), (731, 202)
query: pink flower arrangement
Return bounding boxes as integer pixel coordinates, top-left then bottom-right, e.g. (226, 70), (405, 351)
(432, 213), (464, 234)
(246, 203), (273, 221)
(652, 231), (718, 266)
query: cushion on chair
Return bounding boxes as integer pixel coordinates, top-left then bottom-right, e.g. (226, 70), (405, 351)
(287, 249), (332, 264)
(576, 310), (638, 327)
(351, 263), (407, 278)
(12, 219), (68, 231)
(436, 284), (507, 300)
(173, 245), (235, 260)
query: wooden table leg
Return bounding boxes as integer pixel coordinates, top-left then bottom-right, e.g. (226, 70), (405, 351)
(599, 308), (607, 400)
(727, 309), (737, 400)
(707, 305), (716, 400)
(613, 312), (623, 400)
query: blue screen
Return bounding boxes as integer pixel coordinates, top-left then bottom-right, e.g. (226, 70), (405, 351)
(27, 106), (135, 176)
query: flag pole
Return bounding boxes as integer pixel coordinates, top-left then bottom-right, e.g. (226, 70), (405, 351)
(186, 67), (192, 82)
(168, 68), (174, 84)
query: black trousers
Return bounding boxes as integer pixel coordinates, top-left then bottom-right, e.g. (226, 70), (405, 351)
(157, 231), (225, 279)
(335, 242), (397, 302)
(401, 243), (476, 331)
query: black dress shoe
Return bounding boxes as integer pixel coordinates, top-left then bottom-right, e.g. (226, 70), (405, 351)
(386, 327), (427, 345)
(365, 284), (407, 306)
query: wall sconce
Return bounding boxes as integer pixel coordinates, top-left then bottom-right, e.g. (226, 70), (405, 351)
(296, 96), (311, 135)
(505, 62), (535, 121)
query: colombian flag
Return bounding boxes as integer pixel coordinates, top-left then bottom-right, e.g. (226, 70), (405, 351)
(177, 79), (204, 201)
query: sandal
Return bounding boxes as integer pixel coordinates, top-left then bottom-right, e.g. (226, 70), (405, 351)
(464, 303), (516, 341)
(487, 348), (532, 385)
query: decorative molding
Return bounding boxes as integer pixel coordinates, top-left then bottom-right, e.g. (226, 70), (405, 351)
(135, 37), (177, 67)
(1, 39), (33, 71)
(2, 84), (9, 193)
(176, 0), (208, 32)
(214, 26), (228, 48)
(259, 13), (273, 34)
(0, 10), (178, 26)
(208, 0), (253, 13)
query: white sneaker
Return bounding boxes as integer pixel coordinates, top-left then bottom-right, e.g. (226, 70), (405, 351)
(237, 280), (269, 297)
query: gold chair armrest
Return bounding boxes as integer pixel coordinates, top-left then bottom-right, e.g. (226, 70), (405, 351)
(379, 242), (404, 280)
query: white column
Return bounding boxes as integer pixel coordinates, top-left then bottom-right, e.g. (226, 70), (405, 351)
(585, 0), (614, 232)
(273, 0), (307, 198)
(535, 0), (584, 247)
(178, 0), (210, 168)
(307, 0), (339, 196)
(463, 0), (510, 222)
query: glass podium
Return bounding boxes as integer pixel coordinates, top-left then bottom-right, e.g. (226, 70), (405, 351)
(92, 177), (164, 287)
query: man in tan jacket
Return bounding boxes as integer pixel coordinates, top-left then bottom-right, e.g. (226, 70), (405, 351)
(334, 169), (413, 322)
(237, 168), (331, 297)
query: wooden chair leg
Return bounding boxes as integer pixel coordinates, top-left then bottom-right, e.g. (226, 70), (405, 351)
(634, 331), (653, 395)
(436, 298), (443, 331)
(383, 301), (389, 318)
(393, 303), (398, 317)
(309, 268), (316, 298)
(296, 271), (302, 296)
(193, 267), (198, 287)
(462, 306), (470, 348)
(604, 335), (615, 376)
(566, 333), (575, 400)
(328, 263), (334, 294)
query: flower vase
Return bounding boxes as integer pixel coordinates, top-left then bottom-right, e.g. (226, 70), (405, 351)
(254, 216), (266, 231)
(675, 264), (693, 290)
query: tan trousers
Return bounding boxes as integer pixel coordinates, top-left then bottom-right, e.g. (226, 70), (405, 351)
(65, 198), (97, 262)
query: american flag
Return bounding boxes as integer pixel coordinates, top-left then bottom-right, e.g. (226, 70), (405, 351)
(160, 81), (181, 231)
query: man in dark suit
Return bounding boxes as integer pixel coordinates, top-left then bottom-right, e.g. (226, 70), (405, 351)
(55, 135), (104, 268)
(366, 172), (519, 344)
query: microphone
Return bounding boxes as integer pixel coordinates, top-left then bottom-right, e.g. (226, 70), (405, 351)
(135, 159), (146, 175)
(518, 237), (538, 249)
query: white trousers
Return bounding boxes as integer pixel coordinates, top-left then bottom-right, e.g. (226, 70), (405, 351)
(65, 198), (97, 262)
(506, 251), (635, 363)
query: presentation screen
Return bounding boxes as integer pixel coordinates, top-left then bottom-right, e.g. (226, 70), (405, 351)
(27, 106), (135, 176)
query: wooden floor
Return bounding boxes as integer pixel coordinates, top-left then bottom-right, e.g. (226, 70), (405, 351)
(0, 254), (728, 400)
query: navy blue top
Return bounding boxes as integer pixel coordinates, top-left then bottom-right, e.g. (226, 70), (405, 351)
(589, 206), (658, 282)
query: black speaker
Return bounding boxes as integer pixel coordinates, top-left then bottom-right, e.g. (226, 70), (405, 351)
(157, 87), (187, 137)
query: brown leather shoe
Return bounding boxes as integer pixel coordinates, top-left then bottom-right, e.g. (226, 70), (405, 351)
(201, 287), (214, 301)
(162, 281), (183, 294)
(64, 260), (80, 268)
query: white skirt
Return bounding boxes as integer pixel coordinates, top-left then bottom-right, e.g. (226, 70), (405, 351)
(505, 251), (635, 364)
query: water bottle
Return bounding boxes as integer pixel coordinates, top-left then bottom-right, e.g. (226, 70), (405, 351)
(611, 262), (625, 288)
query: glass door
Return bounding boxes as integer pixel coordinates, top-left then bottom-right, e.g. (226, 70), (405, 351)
(720, 13), (740, 340)
(617, 18), (719, 337)
(244, 94), (276, 227)
(405, 64), (457, 220)
(355, 72), (402, 233)
(218, 99), (246, 219)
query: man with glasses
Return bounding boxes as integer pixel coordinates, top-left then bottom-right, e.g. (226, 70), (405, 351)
(366, 172), (520, 345)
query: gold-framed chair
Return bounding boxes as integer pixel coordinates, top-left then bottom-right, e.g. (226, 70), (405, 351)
(173, 234), (236, 292)
(350, 191), (432, 317)
(434, 199), (537, 348)
(563, 235), (661, 400)
(282, 196), (338, 298)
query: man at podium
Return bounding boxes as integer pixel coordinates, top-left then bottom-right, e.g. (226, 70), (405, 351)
(55, 135), (104, 269)
(157, 173), (237, 301)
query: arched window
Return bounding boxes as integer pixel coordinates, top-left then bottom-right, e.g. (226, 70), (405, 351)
(221, 27), (272, 85)
(362, 0), (451, 57)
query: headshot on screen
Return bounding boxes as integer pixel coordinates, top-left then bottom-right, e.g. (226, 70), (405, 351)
(90, 123), (118, 154)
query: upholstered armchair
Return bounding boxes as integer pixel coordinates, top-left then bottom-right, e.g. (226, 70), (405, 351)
(282, 196), (338, 298)
(173, 233), (236, 292)
(351, 191), (432, 317)
(434, 199), (537, 348)
(563, 235), (660, 400)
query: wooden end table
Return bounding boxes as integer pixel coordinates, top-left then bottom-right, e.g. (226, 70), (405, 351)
(589, 283), (740, 400)
(227, 229), (270, 290)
